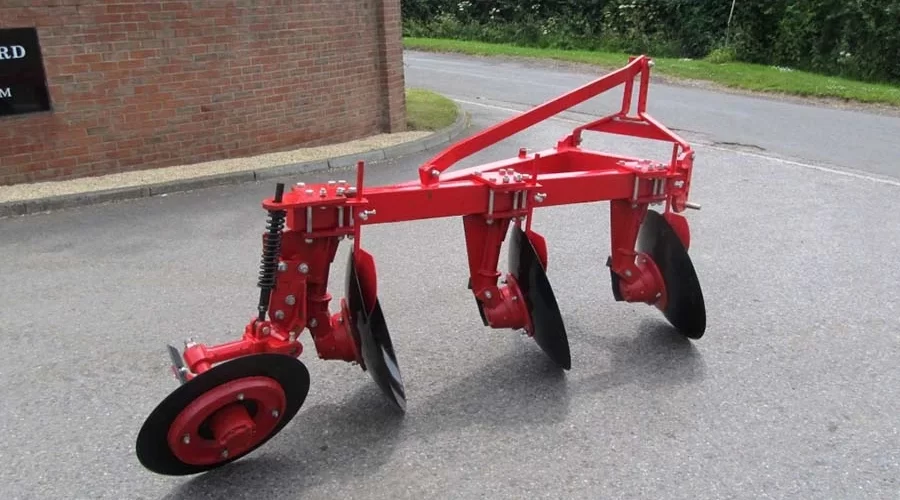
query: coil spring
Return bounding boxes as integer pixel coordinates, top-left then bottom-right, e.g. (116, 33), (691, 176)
(257, 209), (285, 289)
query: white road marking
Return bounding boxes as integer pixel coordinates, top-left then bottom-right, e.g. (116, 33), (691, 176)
(451, 98), (900, 188)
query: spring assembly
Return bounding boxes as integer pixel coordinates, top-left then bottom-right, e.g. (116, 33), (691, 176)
(257, 182), (286, 321)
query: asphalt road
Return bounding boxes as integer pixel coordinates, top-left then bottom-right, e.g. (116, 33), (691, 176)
(404, 50), (900, 180)
(1, 52), (899, 499)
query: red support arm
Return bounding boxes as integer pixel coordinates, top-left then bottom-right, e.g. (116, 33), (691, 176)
(417, 55), (650, 186)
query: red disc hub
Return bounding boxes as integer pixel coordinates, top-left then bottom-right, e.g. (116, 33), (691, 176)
(166, 376), (287, 465)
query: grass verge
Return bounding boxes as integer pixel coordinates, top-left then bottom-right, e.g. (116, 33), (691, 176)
(404, 37), (900, 107)
(405, 88), (458, 131)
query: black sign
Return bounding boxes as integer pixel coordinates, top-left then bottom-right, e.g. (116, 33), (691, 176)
(0, 27), (51, 117)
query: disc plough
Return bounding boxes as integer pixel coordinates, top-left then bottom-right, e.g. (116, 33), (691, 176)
(136, 55), (706, 475)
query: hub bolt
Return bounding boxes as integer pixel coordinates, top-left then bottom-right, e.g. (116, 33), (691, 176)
(182, 434), (190, 444)
(221, 449), (229, 459)
(309, 318), (318, 328)
(272, 409), (280, 418)
(484, 291), (493, 299)
(285, 295), (296, 305)
(274, 310), (285, 320)
(299, 263), (309, 274)
(237, 393), (244, 401)
(262, 326), (271, 336)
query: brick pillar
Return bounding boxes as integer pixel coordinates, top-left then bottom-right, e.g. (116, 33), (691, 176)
(374, 0), (406, 133)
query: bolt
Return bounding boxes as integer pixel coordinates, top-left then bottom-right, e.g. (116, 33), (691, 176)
(338, 180), (347, 184)
(685, 201), (702, 210)
(274, 310), (285, 320)
(296, 182), (306, 188)
(534, 192), (546, 203)
(336, 187), (345, 196)
(502, 175), (510, 183)
(309, 318), (318, 328)
(305, 238), (314, 244)
(499, 168), (507, 176)
(345, 187), (357, 196)
(277, 261), (288, 272)
(625, 270), (632, 278)
(272, 409), (280, 418)
(237, 393), (244, 401)
(512, 296), (518, 302)
(319, 188), (326, 197)
(221, 449), (229, 459)
(262, 326), (271, 336)
(514, 174), (523, 182)
(305, 189), (313, 196)
(298, 263), (309, 274)
(431, 169), (439, 177)
(182, 434), (190, 444)
(285, 295), (296, 305)
(485, 291), (493, 299)
(328, 180), (336, 186)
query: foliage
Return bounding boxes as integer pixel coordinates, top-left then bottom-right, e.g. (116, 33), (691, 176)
(401, 0), (900, 84)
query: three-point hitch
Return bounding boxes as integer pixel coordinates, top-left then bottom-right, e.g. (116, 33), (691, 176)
(136, 55), (706, 476)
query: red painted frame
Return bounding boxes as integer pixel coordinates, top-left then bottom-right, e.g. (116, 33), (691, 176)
(179, 54), (699, 378)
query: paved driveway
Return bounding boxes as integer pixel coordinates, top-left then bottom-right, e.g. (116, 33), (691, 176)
(1, 54), (898, 499)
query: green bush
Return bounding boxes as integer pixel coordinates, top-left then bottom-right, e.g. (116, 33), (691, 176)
(401, 0), (900, 84)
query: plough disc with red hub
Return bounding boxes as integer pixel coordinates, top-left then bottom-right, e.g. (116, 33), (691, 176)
(508, 225), (571, 369)
(636, 210), (706, 338)
(135, 353), (310, 475)
(343, 248), (406, 410)
(134, 54), (709, 477)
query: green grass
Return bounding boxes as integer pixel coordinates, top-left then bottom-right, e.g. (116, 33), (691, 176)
(405, 88), (458, 131)
(404, 37), (900, 107)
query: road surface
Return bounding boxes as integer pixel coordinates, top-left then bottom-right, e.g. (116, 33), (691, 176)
(0, 51), (898, 499)
(404, 50), (900, 181)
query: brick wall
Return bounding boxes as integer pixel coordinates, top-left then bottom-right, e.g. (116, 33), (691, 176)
(0, 0), (406, 186)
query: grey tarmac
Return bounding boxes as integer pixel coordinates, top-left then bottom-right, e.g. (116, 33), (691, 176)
(0, 51), (898, 500)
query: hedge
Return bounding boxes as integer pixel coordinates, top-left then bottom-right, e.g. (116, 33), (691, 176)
(401, 0), (900, 84)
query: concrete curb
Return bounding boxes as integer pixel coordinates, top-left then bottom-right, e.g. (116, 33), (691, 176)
(1, 105), (471, 218)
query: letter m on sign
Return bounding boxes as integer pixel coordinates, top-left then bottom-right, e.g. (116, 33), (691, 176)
(0, 87), (10, 98)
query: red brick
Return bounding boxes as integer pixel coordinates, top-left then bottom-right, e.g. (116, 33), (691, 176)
(0, 0), (406, 186)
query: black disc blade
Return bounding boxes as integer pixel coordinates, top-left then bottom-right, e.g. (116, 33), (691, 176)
(135, 353), (310, 476)
(345, 250), (407, 411)
(509, 226), (571, 370)
(636, 210), (706, 338)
